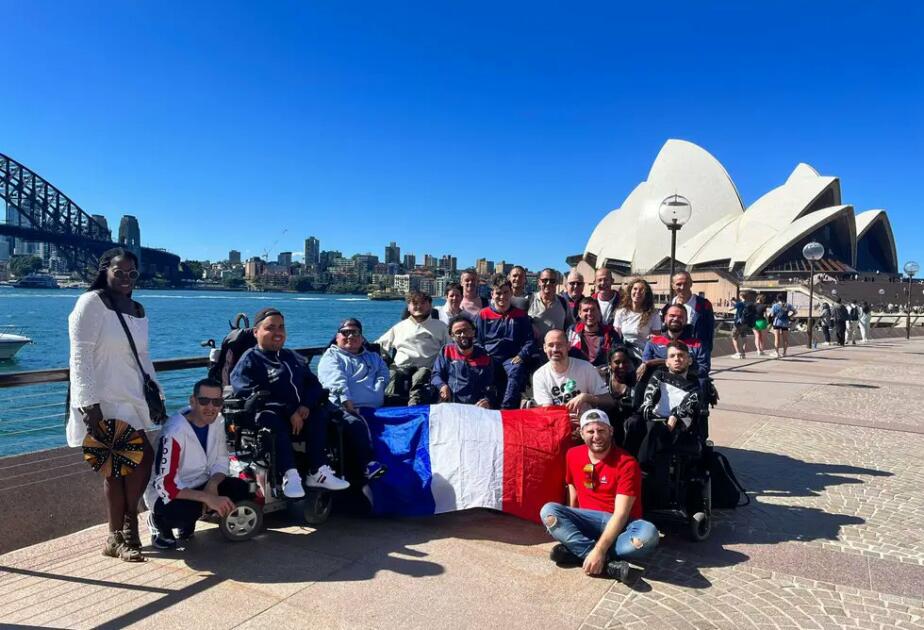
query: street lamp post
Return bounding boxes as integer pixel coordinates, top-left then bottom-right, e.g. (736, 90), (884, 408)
(802, 242), (824, 349)
(904, 261), (919, 340)
(658, 195), (692, 300)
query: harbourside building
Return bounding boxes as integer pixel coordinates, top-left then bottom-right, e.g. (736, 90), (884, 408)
(304, 236), (320, 266)
(385, 241), (400, 266)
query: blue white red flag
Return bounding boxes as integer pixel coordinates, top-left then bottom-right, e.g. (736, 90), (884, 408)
(363, 404), (573, 523)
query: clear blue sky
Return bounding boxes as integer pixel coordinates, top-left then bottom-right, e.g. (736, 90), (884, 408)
(1, 1), (921, 271)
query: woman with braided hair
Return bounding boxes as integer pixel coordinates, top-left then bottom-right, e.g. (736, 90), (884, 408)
(68, 247), (160, 562)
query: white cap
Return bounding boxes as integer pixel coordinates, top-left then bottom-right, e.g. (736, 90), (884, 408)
(579, 409), (611, 429)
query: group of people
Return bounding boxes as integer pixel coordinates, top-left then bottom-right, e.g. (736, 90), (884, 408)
(67, 247), (716, 577)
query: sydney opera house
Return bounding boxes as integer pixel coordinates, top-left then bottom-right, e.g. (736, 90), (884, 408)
(578, 140), (898, 287)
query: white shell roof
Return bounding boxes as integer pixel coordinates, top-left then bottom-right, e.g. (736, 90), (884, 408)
(855, 209), (898, 272)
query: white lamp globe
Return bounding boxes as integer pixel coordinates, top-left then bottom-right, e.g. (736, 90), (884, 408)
(658, 195), (692, 228)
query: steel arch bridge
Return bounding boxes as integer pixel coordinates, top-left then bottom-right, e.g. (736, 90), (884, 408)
(0, 152), (180, 279)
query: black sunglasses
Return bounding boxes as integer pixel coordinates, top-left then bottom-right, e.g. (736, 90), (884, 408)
(196, 396), (223, 407)
(111, 269), (140, 280)
(339, 329), (362, 338)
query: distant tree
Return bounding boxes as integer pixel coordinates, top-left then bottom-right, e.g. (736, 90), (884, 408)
(183, 260), (206, 280)
(10, 255), (43, 278)
(289, 276), (314, 292)
(222, 276), (246, 289)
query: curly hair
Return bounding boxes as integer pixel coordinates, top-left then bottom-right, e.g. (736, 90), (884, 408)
(618, 277), (655, 327)
(88, 247), (140, 293)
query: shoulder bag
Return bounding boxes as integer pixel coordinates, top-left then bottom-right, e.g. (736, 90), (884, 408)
(112, 305), (168, 425)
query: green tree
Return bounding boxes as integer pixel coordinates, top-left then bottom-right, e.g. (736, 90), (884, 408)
(10, 255), (43, 278)
(222, 276), (246, 289)
(289, 276), (314, 292)
(183, 260), (206, 280)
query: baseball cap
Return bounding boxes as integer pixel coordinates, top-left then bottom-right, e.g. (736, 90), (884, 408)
(254, 307), (283, 326)
(579, 409), (611, 429)
(338, 318), (363, 332)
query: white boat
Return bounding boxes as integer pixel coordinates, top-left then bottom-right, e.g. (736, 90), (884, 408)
(0, 327), (32, 360)
(13, 273), (59, 289)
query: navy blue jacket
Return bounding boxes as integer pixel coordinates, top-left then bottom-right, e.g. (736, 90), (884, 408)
(431, 343), (497, 406)
(475, 305), (536, 362)
(641, 329), (709, 389)
(230, 346), (324, 416)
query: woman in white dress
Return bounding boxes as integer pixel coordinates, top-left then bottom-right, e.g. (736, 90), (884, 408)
(611, 278), (662, 359)
(68, 248), (160, 561)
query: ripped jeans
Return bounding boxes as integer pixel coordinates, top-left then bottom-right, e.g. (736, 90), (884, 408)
(539, 502), (659, 562)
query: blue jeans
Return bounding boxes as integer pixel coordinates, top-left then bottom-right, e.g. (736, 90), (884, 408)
(539, 502), (659, 561)
(499, 357), (528, 409)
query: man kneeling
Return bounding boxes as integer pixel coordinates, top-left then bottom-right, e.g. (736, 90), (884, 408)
(149, 378), (250, 548)
(540, 409), (659, 582)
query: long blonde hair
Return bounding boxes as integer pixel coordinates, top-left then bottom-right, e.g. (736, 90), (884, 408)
(619, 278), (655, 327)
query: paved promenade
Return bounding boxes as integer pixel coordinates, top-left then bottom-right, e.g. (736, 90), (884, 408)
(2, 338), (923, 629)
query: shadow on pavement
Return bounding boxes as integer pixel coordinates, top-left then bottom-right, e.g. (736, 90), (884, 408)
(631, 447), (889, 590)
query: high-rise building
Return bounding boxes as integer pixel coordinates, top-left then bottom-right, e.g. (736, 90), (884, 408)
(277, 251), (292, 266)
(118, 215), (141, 252)
(304, 236), (320, 266)
(403, 254), (416, 270)
(385, 241), (400, 266)
(475, 258), (493, 277)
(423, 254), (437, 269)
(228, 250), (241, 265)
(244, 257), (265, 280)
(494, 260), (512, 275)
(319, 250), (342, 271)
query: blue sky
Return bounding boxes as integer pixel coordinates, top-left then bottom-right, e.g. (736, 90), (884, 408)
(1, 1), (921, 271)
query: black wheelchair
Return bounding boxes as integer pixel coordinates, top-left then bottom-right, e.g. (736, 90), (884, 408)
(219, 388), (347, 539)
(631, 369), (718, 542)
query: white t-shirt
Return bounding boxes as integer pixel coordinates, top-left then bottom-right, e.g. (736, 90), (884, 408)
(612, 308), (662, 346)
(532, 358), (608, 407)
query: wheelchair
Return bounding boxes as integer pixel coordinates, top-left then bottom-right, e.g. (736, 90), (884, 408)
(219, 388), (345, 540)
(632, 369), (718, 542)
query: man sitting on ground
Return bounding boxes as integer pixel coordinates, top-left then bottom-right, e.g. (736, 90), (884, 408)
(376, 291), (449, 405)
(531, 330), (610, 428)
(459, 269), (485, 318)
(567, 297), (624, 370)
(592, 268), (620, 325)
(317, 318), (388, 481)
(231, 308), (350, 497)
(476, 275), (536, 409)
(432, 315), (497, 408)
(149, 378), (251, 548)
(540, 409), (659, 582)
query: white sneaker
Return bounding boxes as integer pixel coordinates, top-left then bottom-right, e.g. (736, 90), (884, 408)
(305, 465), (350, 491)
(282, 468), (306, 499)
(757, 350), (765, 356)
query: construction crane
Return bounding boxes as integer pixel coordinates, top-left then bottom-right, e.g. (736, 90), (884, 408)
(262, 228), (288, 261)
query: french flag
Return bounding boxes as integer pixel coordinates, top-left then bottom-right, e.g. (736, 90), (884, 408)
(364, 404), (573, 523)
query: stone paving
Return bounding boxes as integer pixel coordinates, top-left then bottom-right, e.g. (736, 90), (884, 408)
(2, 338), (924, 629)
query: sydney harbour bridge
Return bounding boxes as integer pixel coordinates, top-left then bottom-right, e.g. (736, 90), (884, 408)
(0, 152), (181, 280)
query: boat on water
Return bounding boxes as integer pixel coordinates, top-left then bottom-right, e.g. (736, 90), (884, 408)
(368, 289), (405, 301)
(0, 327), (32, 360)
(13, 273), (60, 289)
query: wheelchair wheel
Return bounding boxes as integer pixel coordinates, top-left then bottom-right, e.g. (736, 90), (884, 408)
(219, 500), (263, 542)
(689, 511), (711, 541)
(303, 489), (332, 525)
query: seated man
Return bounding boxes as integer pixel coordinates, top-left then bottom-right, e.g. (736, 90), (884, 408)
(626, 341), (701, 468)
(476, 276), (536, 409)
(567, 298), (624, 370)
(597, 346), (639, 445)
(317, 318), (388, 480)
(531, 330), (610, 429)
(540, 409), (659, 582)
(640, 304), (709, 383)
(376, 291), (449, 406)
(432, 315), (497, 408)
(149, 378), (251, 548)
(231, 307), (349, 498)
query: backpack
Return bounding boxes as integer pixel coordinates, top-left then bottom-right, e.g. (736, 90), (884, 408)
(848, 305), (859, 321)
(709, 449), (750, 508)
(209, 326), (257, 386)
(741, 302), (757, 328)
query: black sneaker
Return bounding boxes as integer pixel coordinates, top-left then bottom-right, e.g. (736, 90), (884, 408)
(606, 560), (630, 582)
(549, 544), (582, 566)
(147, 512), (176, 549)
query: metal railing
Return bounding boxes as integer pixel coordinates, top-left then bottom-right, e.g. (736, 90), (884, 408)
(0, 346), (327, 458)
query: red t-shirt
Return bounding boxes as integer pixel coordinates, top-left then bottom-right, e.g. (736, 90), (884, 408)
(565, 445), (642, 520)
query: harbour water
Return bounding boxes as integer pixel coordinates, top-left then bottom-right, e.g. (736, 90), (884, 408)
(0, 288), (411, 457)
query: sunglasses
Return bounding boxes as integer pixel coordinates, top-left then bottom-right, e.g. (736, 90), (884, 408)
(111, 269), (140, 280)
(452, 330), (474, 338)
(196, 396), (223, 407)
(582, 463), (596, 490)
(339, 329), (361, 338)
(538, 278), (555, 284)
(568, 281), (585, 286)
